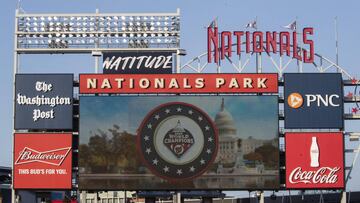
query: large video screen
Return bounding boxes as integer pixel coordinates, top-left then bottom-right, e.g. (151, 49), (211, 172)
(79, 96), (279, 190)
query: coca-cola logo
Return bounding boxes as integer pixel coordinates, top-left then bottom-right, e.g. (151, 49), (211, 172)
(289, 167), (340, 184)
(15, 147), (71, 166)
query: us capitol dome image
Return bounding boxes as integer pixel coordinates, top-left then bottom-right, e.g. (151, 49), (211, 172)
(212, 98), (278, 175)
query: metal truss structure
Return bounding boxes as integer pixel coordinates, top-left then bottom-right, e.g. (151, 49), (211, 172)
(12, 9), (182, 203)
(12, 8), (360, 203)
(181, 43), (360, 203)
(15, 9), (180, 53)
(181, 43), (353, 80)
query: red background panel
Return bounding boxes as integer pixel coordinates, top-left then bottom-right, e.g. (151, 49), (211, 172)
(14, 133), (72, 189)
(79, 73), (278, 94)
(285, 132), (344, 189)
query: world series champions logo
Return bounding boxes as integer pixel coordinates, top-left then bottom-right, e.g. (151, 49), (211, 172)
(137, 102), (218, 181)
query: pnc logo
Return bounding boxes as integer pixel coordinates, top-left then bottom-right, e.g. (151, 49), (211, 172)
(287, 92), (340, 109)
(287, 93), (303, 109)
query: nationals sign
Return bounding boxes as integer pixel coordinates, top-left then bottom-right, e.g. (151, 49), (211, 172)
(207, 27), (314, 64)
(79, 73), (278, 94)
(285, 132), (344, 189)
(14, 133), (72, 189)
(137, 102), (218, 181)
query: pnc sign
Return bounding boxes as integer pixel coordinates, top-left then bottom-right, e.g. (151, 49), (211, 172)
(287, 93), (303, 109)
(287, 93), (340, 109)
(285, 132), (344, 189)
(284, 73), (343, 129)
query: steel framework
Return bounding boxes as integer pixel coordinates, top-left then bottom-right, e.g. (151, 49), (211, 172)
(181, 42), (360, 203)
(12, 8), (182, 203)
(181, 43), (353, 80)
(12, 8), (360, 203)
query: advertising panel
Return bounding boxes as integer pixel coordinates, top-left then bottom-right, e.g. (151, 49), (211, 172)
(79, 73), (278, 94)
(13, 133), (73, 189)
(103, 52), (174, 74)
(15, 74), (73, 130)
(79, 96), (279, 190)
(284, 73), (343, 129)
(285, 132), (344, 189)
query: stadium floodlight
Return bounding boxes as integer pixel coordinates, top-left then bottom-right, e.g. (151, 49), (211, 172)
(15, 9), (181, 52)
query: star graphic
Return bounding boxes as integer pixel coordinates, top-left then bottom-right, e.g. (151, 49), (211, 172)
(198, 116), (203, 121)
(165, 109), (170, 114)
(188, 110), (193, 115)
(189, 166), (195, 172)
(147, 124), (152, 129)
(152, 159), (158, 165)
(145, 148), (151, 154)
(163, 166), (169, 173)
(154, 114), (160, 120)
(205, 126), (210, 131)
(351, 78), (358, 84)
(208, 137), (213, 142)
(144, 135), (149, 141)
(352, 107), (359, 114)
(176, 169), (183, 175)
(346, 92), (354, 98)
(200, 159), (205, 165)
(206, 149), (212, 154)
(177, 107), (182, 112)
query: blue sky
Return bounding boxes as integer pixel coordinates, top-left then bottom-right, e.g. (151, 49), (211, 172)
(1, 0), (360, 194)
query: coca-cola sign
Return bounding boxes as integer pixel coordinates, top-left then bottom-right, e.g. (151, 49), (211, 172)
(285, 132), (344, 189)
(289, 167), (340, 184)
(13, 133), (72, 189)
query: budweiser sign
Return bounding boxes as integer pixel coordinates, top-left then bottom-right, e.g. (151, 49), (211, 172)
(285, 133), (344, 189)
(14, 133), (72, 189)
(15, 147), (71, 166)
(288, 167), (340, 184)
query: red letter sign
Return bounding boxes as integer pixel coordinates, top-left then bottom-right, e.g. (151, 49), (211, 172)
(14, 133), (72, 189)
(285, 132), (344, 189)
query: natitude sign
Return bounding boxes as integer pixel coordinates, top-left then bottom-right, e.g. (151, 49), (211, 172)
(103, 52), (174, 74)
(79, 73), (278, 94)
(13, 133), (73, 189)
(285, 132), (344, 189)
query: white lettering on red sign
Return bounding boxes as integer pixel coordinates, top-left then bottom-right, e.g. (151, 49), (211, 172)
(288, 167), (340, 184)
(15, 147), (71, 166)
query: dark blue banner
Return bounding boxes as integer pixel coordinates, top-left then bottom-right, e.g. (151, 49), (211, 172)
(15, 74), (73, 130)
(284, 73), (343, 129)
(103, 51), (174, 74)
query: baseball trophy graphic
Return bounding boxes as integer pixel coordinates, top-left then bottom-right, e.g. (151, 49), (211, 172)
(137, 102), (218, 181)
